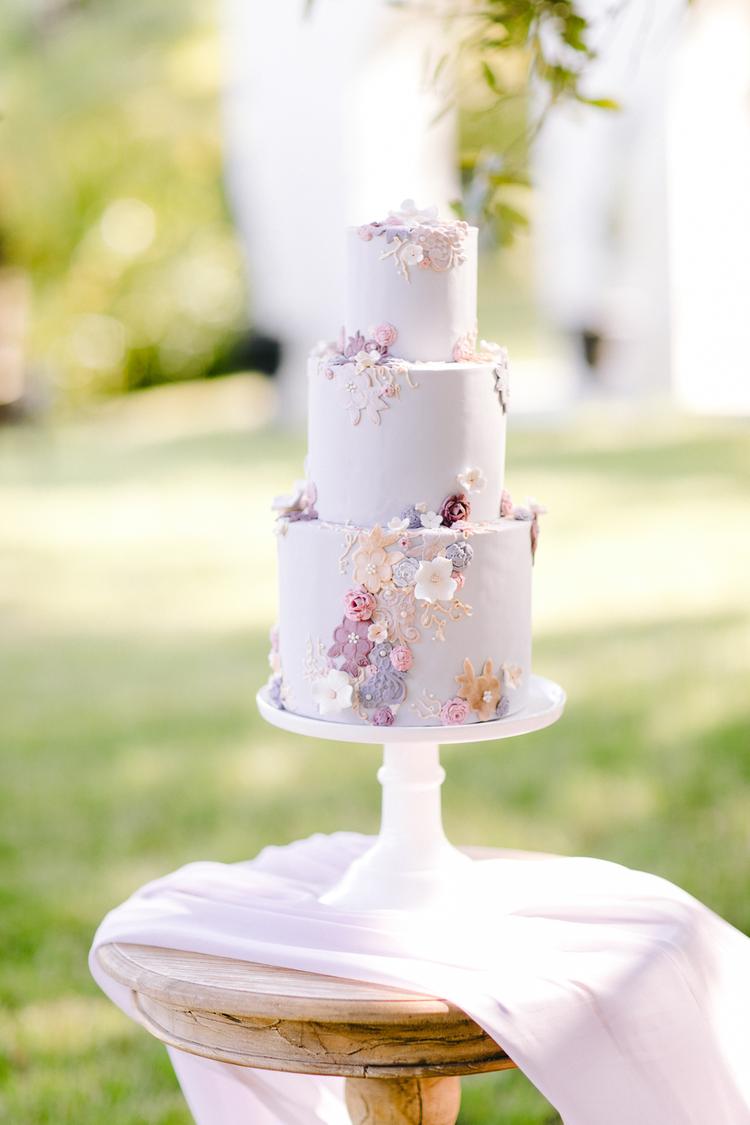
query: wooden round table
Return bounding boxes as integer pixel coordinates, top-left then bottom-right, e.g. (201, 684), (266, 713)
(97, 942), (515, 1124)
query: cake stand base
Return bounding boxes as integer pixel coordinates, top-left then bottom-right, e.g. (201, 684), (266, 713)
(257, 674), (565, 912)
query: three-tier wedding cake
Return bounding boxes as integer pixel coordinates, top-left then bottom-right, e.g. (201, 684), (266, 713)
(267, 201), (543, 729)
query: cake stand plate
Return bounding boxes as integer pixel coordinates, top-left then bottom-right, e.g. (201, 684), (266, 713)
(256, 675), (565, 912)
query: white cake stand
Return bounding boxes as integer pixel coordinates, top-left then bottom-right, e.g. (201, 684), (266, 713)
(257, 674), (565, 912)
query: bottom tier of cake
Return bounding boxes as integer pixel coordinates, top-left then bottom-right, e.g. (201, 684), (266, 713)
(269, 516), (533, 729)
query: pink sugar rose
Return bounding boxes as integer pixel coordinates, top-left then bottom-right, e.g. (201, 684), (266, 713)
(440, 697), (469, 726)
(374, 322), (398, 348)
(500, 490), (514, 518)
(343, 587), (377, 622)
(390, 645), (413, 672)
(372, 706), (395, 726)
(452, 571), (465, 590)
(440, 492), (471, 527)
(357, 225), (373, 241)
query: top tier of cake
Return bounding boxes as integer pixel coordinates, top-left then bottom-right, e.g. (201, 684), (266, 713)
(344, 201), (478, 363)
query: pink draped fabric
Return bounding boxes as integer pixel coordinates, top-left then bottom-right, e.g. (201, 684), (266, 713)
(90, 832), (750, 1124)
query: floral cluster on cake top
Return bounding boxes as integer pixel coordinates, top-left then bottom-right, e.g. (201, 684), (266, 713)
(357, 200), (469, 282)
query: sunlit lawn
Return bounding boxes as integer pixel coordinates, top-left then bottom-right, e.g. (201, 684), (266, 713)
(1, 381), (749, 1124)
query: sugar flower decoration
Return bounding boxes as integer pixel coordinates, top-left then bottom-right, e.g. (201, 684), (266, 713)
(493, 349), (510, 412)
(444, 541), (474, 570)
(272, 479), (318, 522)
(354, 349), (384, 373)
(501, 662), (523, 691)
(399, 242), (424, 267)
(455, 658), (501, 721)
(373, 322), (398, 348)
(388, 516), (409, 532)
(390, 645), (413, 672)
(372, 706), (395, 727)
(386, 199), (440, 225)
(359, 202), (468, 280)
(352, 526), (404, 594)
(392, 556), (419, 588)
(420, 510), (442, 530)
(440, 493), (471, 527)
(500, 490), (514, 518)
(343, 587), (376, 623)
(414, 556), (458, 604)
(367, 620), (389, 644)
(268, 675), (285, 711)
(440, 697), (469, 726)
(312, 668), (353, 716)
(328, 618), (373, 676)
(400, 505), (423, 530)
(526, 497), (548, 518)
(457, 467), (486, 494)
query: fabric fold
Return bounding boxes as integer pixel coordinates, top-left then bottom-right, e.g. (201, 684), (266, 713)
(90, 832), (750, 1124)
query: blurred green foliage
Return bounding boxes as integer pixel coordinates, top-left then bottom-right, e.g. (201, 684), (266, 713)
(453, 0), (617, 241)
(0, 1), (246, 401)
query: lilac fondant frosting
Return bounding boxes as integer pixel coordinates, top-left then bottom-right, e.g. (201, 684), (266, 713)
(307, 356), (507, 527)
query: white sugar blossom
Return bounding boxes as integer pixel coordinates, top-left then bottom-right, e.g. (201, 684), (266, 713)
(414, 556), (458, 604)
(501, 663), (523, 691)
(388, 516), (409, 532)
(272, 479), (316, 518)
(457, 466), (487, 494)
(525, 497), (548, 517)
(420, 510), (442, 530)
(354, 349), (382, 373)
(312, 669), (353, 716)
(387, 199), (439, 226)
(367, 620), (389, 643)
(399, 241), (424, 266)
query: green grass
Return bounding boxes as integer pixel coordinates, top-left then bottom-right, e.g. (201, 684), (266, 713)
(1, 388), (749, 1123)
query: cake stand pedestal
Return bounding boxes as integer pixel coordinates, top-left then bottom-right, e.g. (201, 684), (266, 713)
(257, 674), (565, 912)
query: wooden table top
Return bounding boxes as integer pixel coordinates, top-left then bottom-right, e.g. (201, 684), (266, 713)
(97, 941), (514, 1078)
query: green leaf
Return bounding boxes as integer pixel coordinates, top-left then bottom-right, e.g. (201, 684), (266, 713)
(576, 95), (621, 111)
(481, 60), (503, 95)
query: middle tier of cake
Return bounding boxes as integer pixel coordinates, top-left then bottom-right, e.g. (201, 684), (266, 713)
(274, 516), (532, 729)
(307, 352), (509, 527)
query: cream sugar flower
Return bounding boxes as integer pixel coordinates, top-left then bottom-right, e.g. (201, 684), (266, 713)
(388, 516), (410, 532)
(312, 668), (353, 716)
(354, 349), (382, 372)
(367, 621), (389, 644)
(457, 466), (487, 494)
(386, 199), (439, 226)
(414, 556), (458, 604)
(420, 510), (442, 530)
(501, 662), (523, 691)
(399, 242), (424, 266)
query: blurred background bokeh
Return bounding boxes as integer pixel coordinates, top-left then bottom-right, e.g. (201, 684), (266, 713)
(1, 1), (748, 1122)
